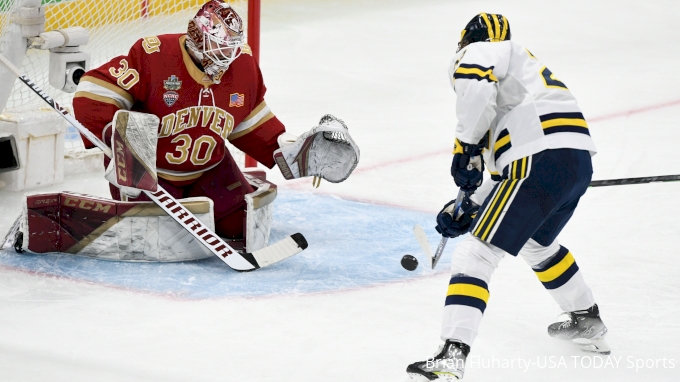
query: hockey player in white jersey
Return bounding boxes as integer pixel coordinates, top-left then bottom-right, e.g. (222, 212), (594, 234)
(406, 13), (609, 381)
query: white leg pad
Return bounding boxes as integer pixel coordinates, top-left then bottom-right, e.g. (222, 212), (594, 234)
(243, 173), (277, 253)
(8, 192), (216, 262)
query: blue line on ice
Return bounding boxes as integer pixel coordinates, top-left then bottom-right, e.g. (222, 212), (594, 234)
(0, 190), (461, 298)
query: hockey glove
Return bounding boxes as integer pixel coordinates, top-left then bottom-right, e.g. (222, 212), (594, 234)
(435, 196), (480, 238)
(451, 138), (484, 192)
(273, 114), (360, 184)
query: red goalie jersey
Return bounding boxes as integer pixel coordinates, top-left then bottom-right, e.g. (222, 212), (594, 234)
(73, 33), (285, 181)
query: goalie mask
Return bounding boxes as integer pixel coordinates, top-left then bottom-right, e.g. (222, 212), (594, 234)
(186, 1), (245, 82)
(458, 13), (511, 52)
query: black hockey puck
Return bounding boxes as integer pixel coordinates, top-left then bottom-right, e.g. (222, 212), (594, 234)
(401, 254), (418, 271)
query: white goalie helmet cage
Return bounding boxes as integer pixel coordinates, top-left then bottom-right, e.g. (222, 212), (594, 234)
(186, 0), (245, 69)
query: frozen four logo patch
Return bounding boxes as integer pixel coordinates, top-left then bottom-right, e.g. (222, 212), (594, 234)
(163, 75), (181, 106)
(163, 75), (182, 91)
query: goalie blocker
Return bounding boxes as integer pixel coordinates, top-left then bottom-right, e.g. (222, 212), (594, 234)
(103, 110), (160, 199)
(2, 171), (277, 262)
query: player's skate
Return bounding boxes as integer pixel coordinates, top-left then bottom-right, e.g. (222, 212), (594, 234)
(406, 340), (469, 381)
(548, 303), (610, 354)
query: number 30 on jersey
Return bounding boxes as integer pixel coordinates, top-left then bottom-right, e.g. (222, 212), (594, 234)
(165, 134), (218, 166)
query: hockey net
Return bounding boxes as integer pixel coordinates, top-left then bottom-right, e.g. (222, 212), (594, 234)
(0, 0), (254, 171)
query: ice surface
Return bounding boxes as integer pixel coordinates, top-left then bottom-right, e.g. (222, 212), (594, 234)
(0, 0), (679, 381)
(0, 190), (457, 298)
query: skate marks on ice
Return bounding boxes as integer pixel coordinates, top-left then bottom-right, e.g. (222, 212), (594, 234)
(0, 190), (458, 299)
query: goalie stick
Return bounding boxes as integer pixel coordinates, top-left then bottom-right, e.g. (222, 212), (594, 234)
(0, 53), (307, 272)
(590, 174), (680, 187)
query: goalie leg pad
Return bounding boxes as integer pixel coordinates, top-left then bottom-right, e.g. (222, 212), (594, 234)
(243, 171), (277, 252)
(9, 192), (215, 262)
(199, 170), (276, 253)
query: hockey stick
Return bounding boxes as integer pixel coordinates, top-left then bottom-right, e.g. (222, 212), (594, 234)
(590, 174), (680, 187)
(413, 189), (468, 270)
(430, 189), (466, 268)
(412, 224), (434, 265)
(0, 53), (307, 272)
(430, 236), (448, 269)
(413, 224), (449, 269)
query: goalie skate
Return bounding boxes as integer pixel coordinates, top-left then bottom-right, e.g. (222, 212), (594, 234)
(548, 304), (611, 355)
(406, 340), (469, 381)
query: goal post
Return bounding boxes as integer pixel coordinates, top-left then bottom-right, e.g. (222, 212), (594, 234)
(0, 0), (259, 173)
(245, 0), (259, 168)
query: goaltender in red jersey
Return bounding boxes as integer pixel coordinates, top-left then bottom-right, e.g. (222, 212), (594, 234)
(3, 0), (360, 261)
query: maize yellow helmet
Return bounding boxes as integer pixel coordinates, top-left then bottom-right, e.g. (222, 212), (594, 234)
(458, 13), (511, 52)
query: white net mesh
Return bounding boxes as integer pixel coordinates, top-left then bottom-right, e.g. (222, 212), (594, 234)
(0, 0), (249, 167)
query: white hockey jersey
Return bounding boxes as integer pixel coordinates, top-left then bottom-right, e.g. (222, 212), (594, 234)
(448, 40), (597, 177)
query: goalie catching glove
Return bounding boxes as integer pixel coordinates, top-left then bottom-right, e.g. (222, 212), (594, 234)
(273, 115), (360, 184)
(435, 194), (480, 238)
(103, 110), (160, 198)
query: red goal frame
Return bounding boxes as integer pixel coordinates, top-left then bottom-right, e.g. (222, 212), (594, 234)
(245, 0), (260, 168)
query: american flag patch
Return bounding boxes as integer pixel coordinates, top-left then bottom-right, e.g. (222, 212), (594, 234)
(229, 93), (244, 107)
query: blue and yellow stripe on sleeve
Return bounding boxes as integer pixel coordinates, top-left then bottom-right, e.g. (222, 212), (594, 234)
(533, 246), (579, 290)
(540, 112), (589, 136)
(493, 128), (511, 162)
(453, 64), (498, 83)
(445, 275), (490, 313)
